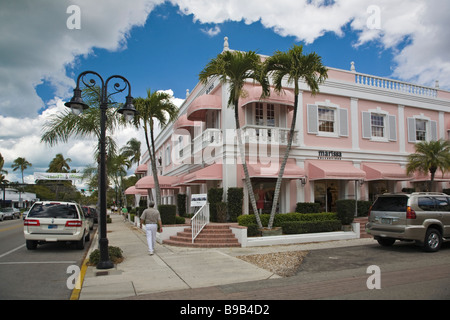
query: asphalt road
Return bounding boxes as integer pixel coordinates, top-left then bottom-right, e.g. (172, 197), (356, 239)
(130, 240), (450, 301)
(0, 217), (94, 300)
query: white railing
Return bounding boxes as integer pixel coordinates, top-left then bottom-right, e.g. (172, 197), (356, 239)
(242, 125), (298, 146)
(191, 203), (209, 243)
(355, 73), (438, 98)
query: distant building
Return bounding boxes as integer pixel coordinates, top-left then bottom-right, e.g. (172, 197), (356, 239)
(0, 188), (37, 209)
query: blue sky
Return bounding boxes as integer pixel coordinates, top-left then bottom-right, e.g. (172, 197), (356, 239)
(1, 0), (449, 185)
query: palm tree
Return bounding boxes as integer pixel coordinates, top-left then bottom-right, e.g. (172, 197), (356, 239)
(47, 153), (72, 173)
(264, 45), (328, 229)
(11, 157), (32, 184)
(120, 138), (142, 167)
(406, 139), (450, 192)
(199, 50), (270, 229)
(0, 153), (8, 185)
(133, 89), (178, 207)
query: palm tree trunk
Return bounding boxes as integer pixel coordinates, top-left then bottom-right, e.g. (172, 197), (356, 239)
(268, 93), (299, 229)
(149, 123), (162, 207)
(234, 102), (263, 229)
(143, 125), (161, 207)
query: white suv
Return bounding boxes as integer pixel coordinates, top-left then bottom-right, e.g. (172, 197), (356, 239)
(24, 201), (90, 250)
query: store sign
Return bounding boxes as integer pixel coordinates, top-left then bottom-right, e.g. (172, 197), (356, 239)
(191, 194), (207, 207)
(318, 150), (342, 160)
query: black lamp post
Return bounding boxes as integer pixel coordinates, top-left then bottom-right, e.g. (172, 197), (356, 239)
(65, 71), (137, 269)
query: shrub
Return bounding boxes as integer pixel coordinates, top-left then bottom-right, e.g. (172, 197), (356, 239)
(237, 212), (338, 228)
(216, 202), (227, 223)
(227, 188), (243, 222)
(158, 204), (177, 224)
(88, 246), (123, 266)
(295, 202), (320, 213)
(208, 188), (223, 222)
(336, 199), (356, 224)
(281, 220), (342, 234)
(177, 194), (187, 217)
(357, 200), (372, 217)
(175, 215), (186, 224)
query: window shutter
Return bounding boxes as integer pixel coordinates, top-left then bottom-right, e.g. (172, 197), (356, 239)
(307, 104), (318, 134)
(431, 121), (438, 141)
(388, 115), (397, 141)
(339, 108), (348, 136)
(246, 104), (253, 125)
(407, 118), (416, 143)
(362, 112), (371, 139)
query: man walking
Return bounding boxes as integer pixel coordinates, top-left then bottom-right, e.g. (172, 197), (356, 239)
(140, 202), (163, 255)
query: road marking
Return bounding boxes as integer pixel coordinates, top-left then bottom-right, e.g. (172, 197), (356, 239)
(0, 224), (23, 232)
(0, 244), (25, 259)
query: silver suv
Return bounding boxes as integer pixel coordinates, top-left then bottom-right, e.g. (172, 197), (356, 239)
(24, 201), (90, 250)
(366, 192), (450, 252)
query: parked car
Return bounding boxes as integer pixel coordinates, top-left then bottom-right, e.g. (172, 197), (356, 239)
(366, 192), (450, 252)
(1, 207), (21, 220)
(82, 206), (98, 224)
(0, 210), (5, 221)
(24, 201), (90, 250)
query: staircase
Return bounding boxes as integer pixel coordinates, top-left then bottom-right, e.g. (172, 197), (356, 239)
(354, 217), (371, 238)
(163, 223), (241, 248)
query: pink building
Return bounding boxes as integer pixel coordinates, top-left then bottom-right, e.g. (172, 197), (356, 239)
(134, 40), (450, 215)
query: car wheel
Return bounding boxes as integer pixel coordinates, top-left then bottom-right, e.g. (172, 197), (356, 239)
(26, 240), (37, 250)
(423, 228), (442, 252)
(76, 232), (85, 250)
(377, 237), (396, 246)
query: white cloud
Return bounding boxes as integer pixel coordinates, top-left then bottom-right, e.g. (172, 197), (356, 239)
(201, 25), (221, 37)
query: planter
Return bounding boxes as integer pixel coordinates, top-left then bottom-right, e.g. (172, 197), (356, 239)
(260, 227), (282, 236)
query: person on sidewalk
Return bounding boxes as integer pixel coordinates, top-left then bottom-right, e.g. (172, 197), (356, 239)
(140, 201), (163, 255)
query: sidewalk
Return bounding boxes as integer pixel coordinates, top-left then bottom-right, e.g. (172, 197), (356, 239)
(76, 213), (373, 300)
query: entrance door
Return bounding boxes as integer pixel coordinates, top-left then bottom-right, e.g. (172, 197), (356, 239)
(314, 180), (338, 212)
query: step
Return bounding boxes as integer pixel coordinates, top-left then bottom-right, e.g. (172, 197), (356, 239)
(163, 224), (241, 248)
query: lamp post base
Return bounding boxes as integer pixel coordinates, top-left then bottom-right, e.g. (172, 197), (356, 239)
(96, 260), (114, 270)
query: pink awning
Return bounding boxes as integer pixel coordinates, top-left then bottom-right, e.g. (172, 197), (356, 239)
(362, 163), (412, 181)
(124, 186), (148, 195)
(239, 86), (295, 109)
(173, 114), (197, 130)
(184, 164), (222, 184)
(135, 175), (179, 189)
(308, 160), (366, 181)
(247, 159), (305, 179)
(186, 94), (222, 121)
(134, 163), (147, 174)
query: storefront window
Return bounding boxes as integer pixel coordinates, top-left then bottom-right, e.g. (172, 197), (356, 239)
(250, 179), (278, 214)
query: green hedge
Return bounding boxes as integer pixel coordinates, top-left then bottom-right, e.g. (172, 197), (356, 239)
(227, 188), (243, 222)
(237, 212), (338, 228)
(208, 188), (223, 222)
(177, 194), (187, 217)
(281, 220), (342, 234)
(336, 200), (356, 224)
(237, 212), (340, 236)
(158, 204), (176, 225)
(295, 202), (320, 213)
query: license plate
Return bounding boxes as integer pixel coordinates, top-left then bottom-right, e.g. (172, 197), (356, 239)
(381, 218), (392, 224)
(48, 224), (57, 229)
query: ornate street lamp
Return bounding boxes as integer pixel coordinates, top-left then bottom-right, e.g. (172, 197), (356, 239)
(65, 71), (137, 269)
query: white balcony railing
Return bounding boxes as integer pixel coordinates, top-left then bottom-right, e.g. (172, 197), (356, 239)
(355, 73), (438, 98)
(192, 128), (222, 154)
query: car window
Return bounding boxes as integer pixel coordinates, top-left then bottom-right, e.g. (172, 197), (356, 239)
(435, 197), (450, 212)
(372, 196), (408, 212)
(418, 197), (436, 211)
(28, 203), (79, 219)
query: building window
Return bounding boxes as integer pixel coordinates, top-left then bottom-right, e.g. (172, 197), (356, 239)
(415, 119), (427, 141)
(371, 114), (385, 138)
(318, 107), (335, 133)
